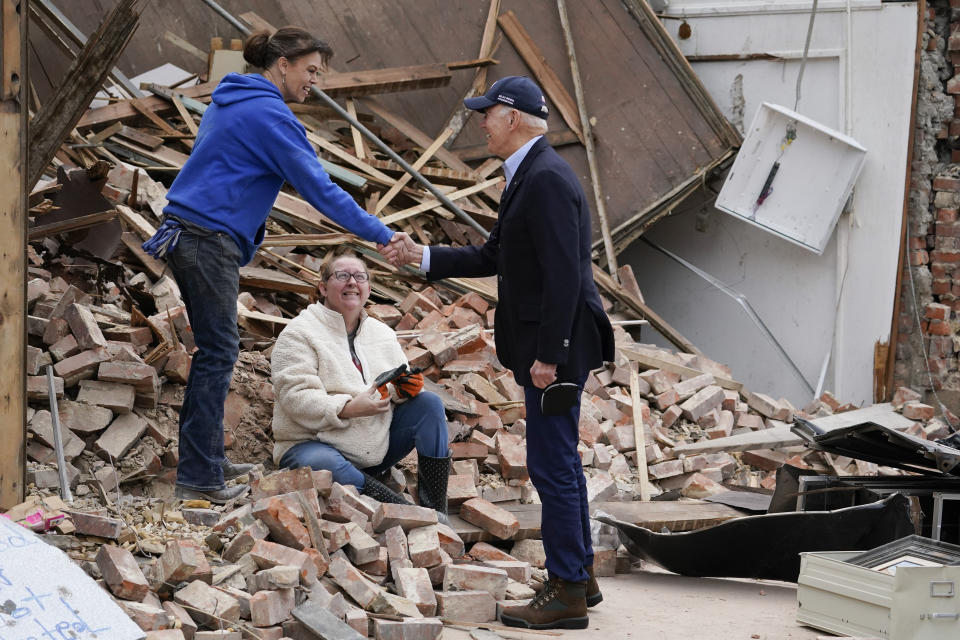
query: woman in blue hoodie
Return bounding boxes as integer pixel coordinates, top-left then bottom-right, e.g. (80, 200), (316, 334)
(144, 27), (398, 503)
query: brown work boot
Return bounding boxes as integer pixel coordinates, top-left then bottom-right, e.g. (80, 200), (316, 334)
(500, 577), (589, 630)
(532, 566), (603, 608)
(586, 564), (603, 607)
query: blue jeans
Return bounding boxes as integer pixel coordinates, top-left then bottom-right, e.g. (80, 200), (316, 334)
(525, 376), (593, 583)
(279, 391), (448, 488)
(167, 229), (243, 491)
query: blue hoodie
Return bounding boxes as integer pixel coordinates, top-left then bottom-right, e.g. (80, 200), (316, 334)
(163, 73), (393, 264)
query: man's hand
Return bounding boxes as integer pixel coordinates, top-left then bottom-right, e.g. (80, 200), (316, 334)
(530, 360), (557, 389)
(378, 231), (423, 268)
(339, 388), (391, 418)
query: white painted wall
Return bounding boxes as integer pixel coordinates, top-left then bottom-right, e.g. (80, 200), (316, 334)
(622, 0), (917, 407)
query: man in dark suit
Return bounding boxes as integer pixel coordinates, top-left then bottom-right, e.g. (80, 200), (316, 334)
(383, 76), (615, 630)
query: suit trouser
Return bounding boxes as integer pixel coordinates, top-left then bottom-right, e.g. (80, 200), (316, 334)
(524, 378), (593, 583)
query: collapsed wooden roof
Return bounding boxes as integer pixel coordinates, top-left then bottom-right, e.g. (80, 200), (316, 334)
(30, 0), (740, 257)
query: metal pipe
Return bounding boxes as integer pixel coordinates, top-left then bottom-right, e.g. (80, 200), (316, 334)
(199, 0), (490, 238)
(45, 365), (73, 503)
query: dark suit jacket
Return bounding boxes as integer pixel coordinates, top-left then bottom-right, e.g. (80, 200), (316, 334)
(429, 137), (614, 387)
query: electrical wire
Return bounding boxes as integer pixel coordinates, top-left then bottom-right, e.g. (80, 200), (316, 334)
(794, 0), (819, 112)
(641, 237), (815, 395)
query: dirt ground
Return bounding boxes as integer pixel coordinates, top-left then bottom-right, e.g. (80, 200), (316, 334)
(443, 566), (822, 640)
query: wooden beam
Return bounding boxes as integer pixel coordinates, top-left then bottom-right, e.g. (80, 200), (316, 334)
(453, 129), (580, 162)
(449, 500), (743, 542)
(375, 127), (453, 214)
(379, 177), (503, 226)
(557, 0), (617, 276)
(314, 63), (452, 98)
(440, 0), (501, 147)
(620, 346), (742, 391)
(497, 10), (585, 144)
(76, 82), (215, 130)
(619, 0), (741, 148)
(239, 266), (316, 295)
(630, 367), (652, 502)
(0, 0), (26, 509)
(28, 0), (145, 188)
(593, 265), (704, 356)
(27, 209), (117, 240)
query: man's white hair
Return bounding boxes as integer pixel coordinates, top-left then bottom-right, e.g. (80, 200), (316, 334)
(518, 110), (548, 134)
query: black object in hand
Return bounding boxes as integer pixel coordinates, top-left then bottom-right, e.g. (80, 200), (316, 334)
(541, 382), (580, 416)
(372, 364), (409, 388)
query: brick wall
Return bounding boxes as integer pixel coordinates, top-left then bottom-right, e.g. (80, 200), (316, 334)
(895, 0), (960, 400)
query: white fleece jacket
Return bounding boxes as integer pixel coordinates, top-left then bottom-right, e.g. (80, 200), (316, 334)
(270, 302), (407, 468)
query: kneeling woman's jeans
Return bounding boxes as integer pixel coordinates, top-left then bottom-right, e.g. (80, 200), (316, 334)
(279, 391), (448, 488)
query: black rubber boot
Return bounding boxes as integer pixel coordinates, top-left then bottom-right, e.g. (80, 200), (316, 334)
(418, 451), (451, 525)
(361, 472), (413, 505)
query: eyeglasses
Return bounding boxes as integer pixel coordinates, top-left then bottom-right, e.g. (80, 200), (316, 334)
(329, 270), (369, 283)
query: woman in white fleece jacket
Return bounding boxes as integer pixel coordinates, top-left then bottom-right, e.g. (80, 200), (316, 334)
(270, 251), (451, 515)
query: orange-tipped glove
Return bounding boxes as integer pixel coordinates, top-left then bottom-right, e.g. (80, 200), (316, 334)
(393, 371), (424, 399)
(377, 384), (390, 399)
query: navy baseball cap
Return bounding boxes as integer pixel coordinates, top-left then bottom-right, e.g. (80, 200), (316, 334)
(464, 76), (549, 120)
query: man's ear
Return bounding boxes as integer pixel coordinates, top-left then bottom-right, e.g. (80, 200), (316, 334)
(317, 280), (327, 300)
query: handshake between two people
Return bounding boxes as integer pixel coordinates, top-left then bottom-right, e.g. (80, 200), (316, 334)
(338, 364), (425, 419)
(378, 232), (423, 269)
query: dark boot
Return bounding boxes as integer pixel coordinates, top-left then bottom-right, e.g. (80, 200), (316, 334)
(586, 564), (603, 607)
(361, 473), (413, 505)
(500, 577), (589, 630)
(222, 459), (256, 480)
(417, 451), (451, 525)
(532, 565), (603, 608)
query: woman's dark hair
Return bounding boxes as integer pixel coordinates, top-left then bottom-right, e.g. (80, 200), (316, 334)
(243, 27), (333, 70)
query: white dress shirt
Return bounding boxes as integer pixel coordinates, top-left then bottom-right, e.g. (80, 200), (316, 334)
(421, 135), (543, 272)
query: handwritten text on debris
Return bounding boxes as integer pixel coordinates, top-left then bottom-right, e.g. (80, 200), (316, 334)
(0, 515), (144, 640)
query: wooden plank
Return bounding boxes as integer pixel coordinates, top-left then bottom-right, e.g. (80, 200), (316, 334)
(120, 231), (165, 279)
(238, 307), (291, 326)
(261, 233), (350, 247)
(307, 131), (394, 183)
(358, 98), (476, 175)
(558, 0), (617, 275)
(0, 0), (26, 510)
(28, 0), (145, 187)
(594, 266), (704, 357)
(630, 368), (652, 501)
(620, 346), (742, 392)
(172, 96), (199, 136)
(806, 403), (915, 432)
(116, 203), (156, 238)
(76, 81), (215, 130)
(440, 0), (501, 147)
(314, 63), (451, 98)
(670, 426), (800, 456)
(239, 266), (316, 295)
(449, 500), (743, 542)
(497, 10), (585, 144)
(27, 209), (117, 240)
(453, 129), (580, 162)
(368, 156), (476, 188)
(589, 500), (744, 532)
(345, 98), (366, 160)
(379, 177), (503, 225)
(115, 125), (163, 149)
(374, 127), (453, 214)
(163, 30), (207, 63)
